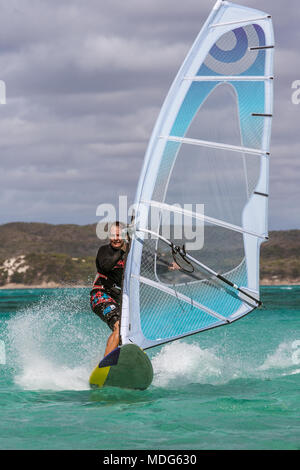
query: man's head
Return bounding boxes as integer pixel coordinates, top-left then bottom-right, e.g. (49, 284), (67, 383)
(109, 221), (127, 250)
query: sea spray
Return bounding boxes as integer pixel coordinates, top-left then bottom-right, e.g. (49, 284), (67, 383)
(258, 340), (300, 375)
(151, 341), (226, 388)
(150, 339), (255, 388)
(3, 287), (300, 392)
(151, 336), (300, 389)
(6, 289), (107, 391)
(0, 286), (299, 450)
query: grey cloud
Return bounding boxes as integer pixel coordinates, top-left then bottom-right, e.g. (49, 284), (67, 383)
(0, 0), (299, 229)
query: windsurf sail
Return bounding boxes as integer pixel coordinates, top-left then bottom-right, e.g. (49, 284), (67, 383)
(121, 0), (274, 350)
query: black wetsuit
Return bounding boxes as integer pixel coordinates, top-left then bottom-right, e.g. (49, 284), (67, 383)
(90, 244), (126, 331)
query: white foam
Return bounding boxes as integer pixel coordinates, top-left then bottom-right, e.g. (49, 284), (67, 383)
(258, 340), (300, 373)
(282, 369), (300, 377)
(6, 291), (299, 390)
(15, 357), (90, 391)
(150, 336), (300, 388)
(6, 293), (106, 391)
(151, 341), (225, 387)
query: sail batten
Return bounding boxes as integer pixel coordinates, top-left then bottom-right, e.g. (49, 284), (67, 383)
(121, 1), (274, 350)
(210, 15), (271, 28)
(139, 201), (268, 239)
(184, 75), (273, 81)
(160, 135), (269, 156)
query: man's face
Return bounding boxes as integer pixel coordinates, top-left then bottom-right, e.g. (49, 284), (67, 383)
(109, 226), (124, 249)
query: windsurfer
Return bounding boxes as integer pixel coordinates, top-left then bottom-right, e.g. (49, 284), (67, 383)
(90, 221), (127, 357)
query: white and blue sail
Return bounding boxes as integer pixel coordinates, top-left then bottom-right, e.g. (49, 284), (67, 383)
(121, 0), (274, 350)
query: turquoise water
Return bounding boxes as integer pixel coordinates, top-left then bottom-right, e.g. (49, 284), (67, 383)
(0, 286), (299, 450)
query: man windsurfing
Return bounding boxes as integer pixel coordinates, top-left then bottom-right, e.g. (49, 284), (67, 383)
(90, 221), (127, 357)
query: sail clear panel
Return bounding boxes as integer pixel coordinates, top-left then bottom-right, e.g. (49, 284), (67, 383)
(121, 1), (274, 350)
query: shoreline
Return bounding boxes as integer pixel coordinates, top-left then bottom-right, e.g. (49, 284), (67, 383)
(0, 282), (88, 290)
(260, 278), (300, 286)
(0, 280), (299, 290)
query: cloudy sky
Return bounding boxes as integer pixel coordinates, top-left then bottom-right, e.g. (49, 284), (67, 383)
(0, 0), (299, 230)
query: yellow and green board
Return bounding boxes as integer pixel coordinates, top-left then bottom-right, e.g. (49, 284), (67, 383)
(89, 343), (153, 390)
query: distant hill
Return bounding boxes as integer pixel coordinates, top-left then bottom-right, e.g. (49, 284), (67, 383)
(0, 222), (103, 287)
(0, 222), (102, 259)
(260, 229), (300, 284)
(0, 222), (299, 287)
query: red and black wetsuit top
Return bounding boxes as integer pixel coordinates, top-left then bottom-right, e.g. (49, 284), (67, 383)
(91, 244), (126, 300)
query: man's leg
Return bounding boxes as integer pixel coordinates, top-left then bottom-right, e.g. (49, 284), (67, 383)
(104, 320), (120, 356)
(90, 290), (121, 357)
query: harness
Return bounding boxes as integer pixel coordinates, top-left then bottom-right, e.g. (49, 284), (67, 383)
(91, 272), (121, 296)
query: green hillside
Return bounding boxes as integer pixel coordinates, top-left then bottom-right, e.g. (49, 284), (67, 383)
(0, 222), (102, 287)
(0, 223), (299, 287)
(260, 230), (300, 283)
(0, 222), (101, 259)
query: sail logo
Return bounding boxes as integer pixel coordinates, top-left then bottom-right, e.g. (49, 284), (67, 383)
(291, 81), (300, 105)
